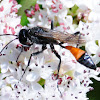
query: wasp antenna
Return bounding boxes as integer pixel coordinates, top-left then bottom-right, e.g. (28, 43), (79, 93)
(0, 38), (18, 54)
(0, 34), (18, 37)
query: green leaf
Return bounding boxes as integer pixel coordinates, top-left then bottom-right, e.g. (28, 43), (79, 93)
(68, 5), (79, 24)
(38, 78), (45, 87)
(79, 46), (85, 51)
(96, 62), (100, 67)
(87, 78), (100, 100)
(71, 4), (79, 14)
(95, 40), (99, 46)
(17, 0), (37, 26)
(18, 0), (36, 16)
(68, 5), (79, 16)
(16, 0), (20, 3)
(0, 66), (1, 73)
(20, 13), (29, 26)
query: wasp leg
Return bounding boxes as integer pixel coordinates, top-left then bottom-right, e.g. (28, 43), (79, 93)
(16, 46), (24, 62)
(51, 20), (54, 30)
(75, 31), (81, 48)
(50, 43), (63, 97)
(50, 43), (61, 79)
(20, 44), (47, 81)
(59, 42), (66, 49)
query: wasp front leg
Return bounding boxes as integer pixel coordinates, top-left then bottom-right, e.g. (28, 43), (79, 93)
(50, 43), (63, 97)
(16, 46), (24, 62)
(20, 44), (47, 81)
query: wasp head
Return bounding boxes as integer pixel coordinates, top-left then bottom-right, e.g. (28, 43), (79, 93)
(19, 29), (32, 47)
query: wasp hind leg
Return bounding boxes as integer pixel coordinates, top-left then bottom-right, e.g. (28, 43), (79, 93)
(19, 44), (47, 81)
(50, 43), (63, 97)
(50, 43), (61, 79)
(50, 20), (62, 75)
(75, 31), (81, 48)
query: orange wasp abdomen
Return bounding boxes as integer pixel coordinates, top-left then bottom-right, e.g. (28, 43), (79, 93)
(65, 46), (96, 70)
(65, 46), (85, 60)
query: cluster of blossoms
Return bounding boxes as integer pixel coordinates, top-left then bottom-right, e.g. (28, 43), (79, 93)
(0, 0), (100, 100)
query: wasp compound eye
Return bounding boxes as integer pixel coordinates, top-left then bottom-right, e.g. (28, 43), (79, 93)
(19, 29), (29, 45)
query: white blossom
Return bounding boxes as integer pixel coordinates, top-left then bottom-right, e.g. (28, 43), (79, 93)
(0, 0), (100, 100)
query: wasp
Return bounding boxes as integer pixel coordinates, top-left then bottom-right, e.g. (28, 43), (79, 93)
(0, 21), (96, 80)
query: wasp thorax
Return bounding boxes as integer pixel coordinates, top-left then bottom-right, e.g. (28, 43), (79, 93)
(32, 27), (44, 35)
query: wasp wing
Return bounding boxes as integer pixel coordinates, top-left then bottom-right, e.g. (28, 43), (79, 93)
(35, 27), (85, 44)
(52, 31), (85, 44)
(31, 26), (53, 38)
